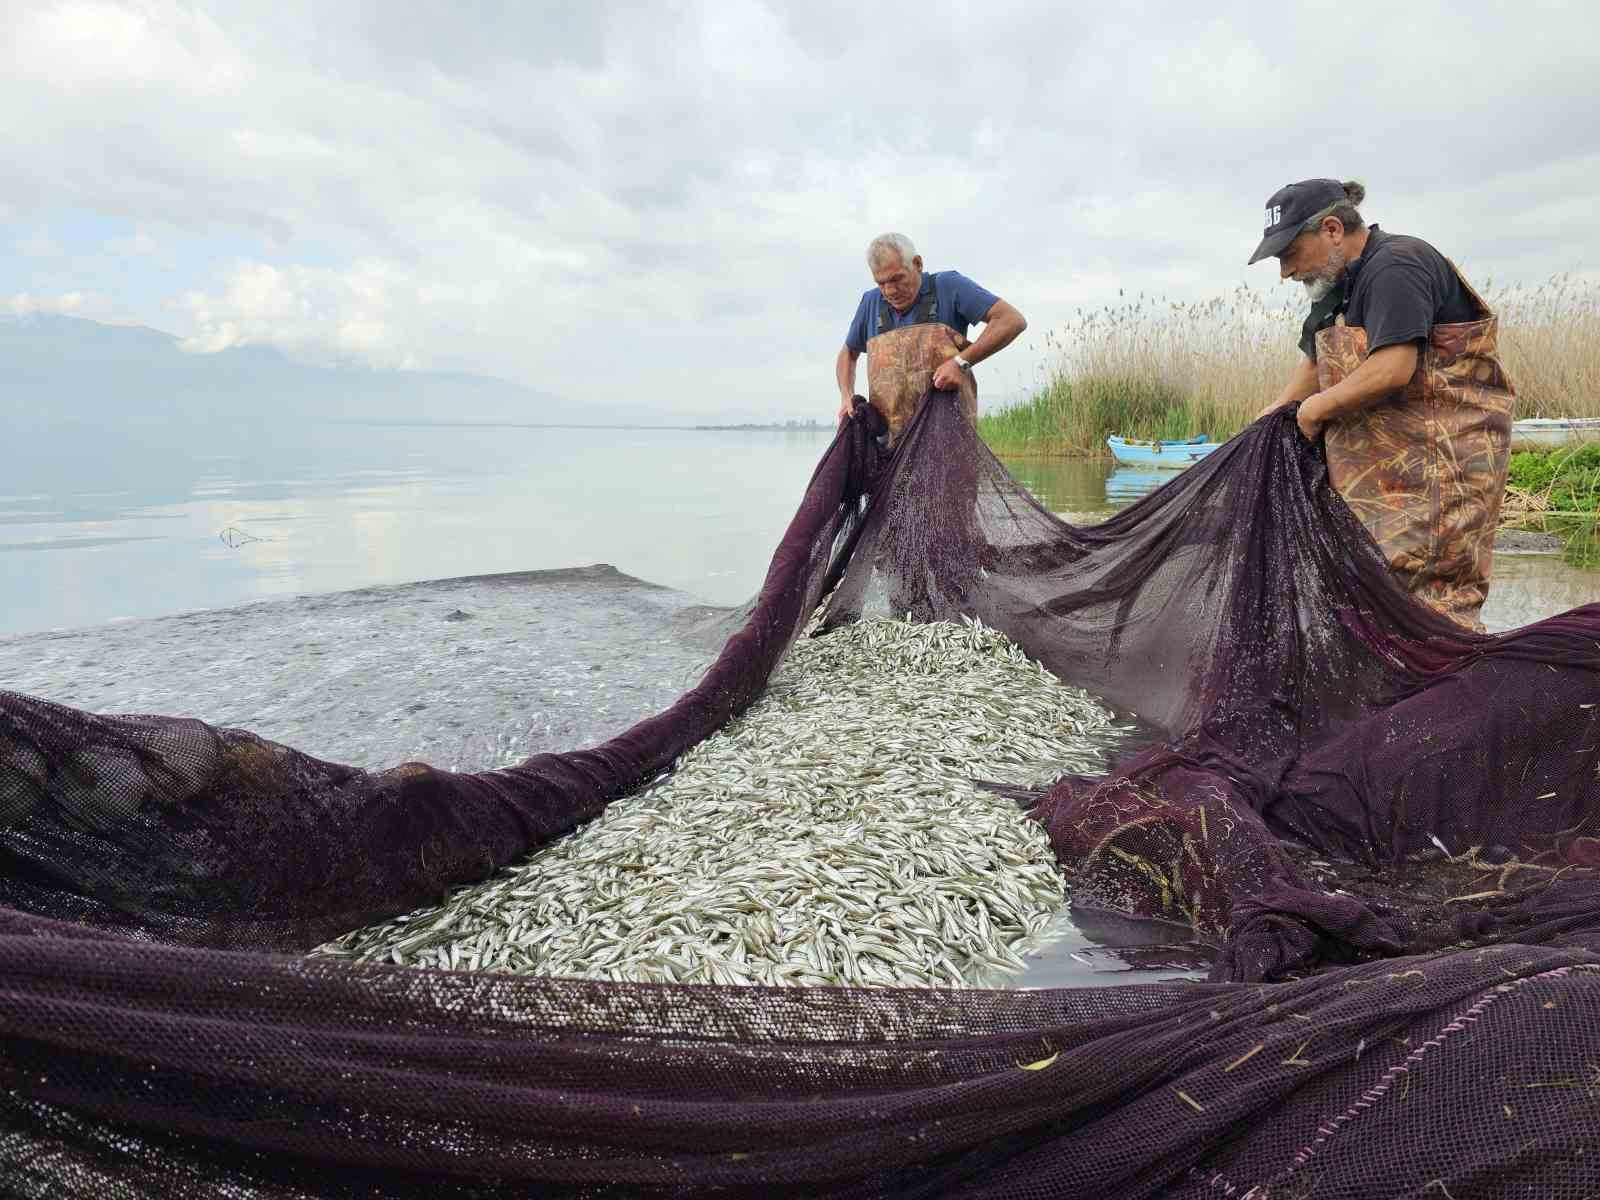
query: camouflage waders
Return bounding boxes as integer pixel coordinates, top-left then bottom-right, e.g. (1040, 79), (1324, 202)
(863, 289), (983, 617)
(1316, 267), (1515, 630)
(866, 324), (977, 448)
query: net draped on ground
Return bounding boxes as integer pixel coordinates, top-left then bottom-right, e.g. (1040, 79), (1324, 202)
(2, 394), (1598, 1197)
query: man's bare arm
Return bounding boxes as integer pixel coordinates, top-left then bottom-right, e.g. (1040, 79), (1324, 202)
(1297, 343), (1418, 439)
(835, 345), (860, 424)
(963, 298), (1026, 366)
(930, 299), (1026, 390)
(1256, 355), (1320, 420)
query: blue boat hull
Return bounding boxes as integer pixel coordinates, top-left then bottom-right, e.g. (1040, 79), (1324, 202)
(1106, 435), (1223, 469)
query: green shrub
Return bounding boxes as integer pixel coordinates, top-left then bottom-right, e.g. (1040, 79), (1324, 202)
(1507, 449), (1560, 494)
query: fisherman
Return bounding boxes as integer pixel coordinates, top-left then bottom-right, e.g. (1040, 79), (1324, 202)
(835, 233), (1026, 446)
(1252, 179), (1515, 630)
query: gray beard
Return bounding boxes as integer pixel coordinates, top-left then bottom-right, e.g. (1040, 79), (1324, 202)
(1299, 247), (1347, 303)
(1301, 274), (1337, 302)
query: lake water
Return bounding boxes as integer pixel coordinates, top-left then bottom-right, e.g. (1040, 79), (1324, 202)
(4, 421), (1596, 636)
(2, 423), (824, 636)
(2, 422), (1139, 637)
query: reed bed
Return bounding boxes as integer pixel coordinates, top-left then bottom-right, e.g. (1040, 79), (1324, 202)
(1490, 274), (1600, 418)
(983, 275), (1600, 457)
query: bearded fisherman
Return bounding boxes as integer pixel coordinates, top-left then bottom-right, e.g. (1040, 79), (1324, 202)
(1253, 179), (1515, 631)
(835, 233), (1026, 446)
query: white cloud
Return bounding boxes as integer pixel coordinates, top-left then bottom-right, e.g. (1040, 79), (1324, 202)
(4, 0), (1599, 418)
(8, 289), (117, 319)
(176, 260), (427, 365)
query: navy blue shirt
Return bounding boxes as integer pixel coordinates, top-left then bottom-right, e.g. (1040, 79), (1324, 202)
(845, 270), (1000, 353)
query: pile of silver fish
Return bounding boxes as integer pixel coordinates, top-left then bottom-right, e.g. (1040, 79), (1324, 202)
(317, 617), (1121, 987)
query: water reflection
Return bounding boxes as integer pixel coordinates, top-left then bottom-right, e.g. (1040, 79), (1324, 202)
(1104, 466), (1175, 506)
(994, 455), (1183, 518)
(1007, 909), (1212, 988)
(1550, 520), (1600, 570)
(996, 456), (1118, 518)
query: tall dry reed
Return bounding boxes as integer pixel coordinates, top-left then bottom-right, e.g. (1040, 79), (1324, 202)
(1491, 274), (1600, 419)
(983, 275), (1600, 457)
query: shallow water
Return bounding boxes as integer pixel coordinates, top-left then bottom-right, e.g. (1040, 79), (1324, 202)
(1004, 910), (1214, 988)
(1481, 547), (1600, 632)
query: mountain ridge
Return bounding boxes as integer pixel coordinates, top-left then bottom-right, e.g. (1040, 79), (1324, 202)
(0, 312), (668, 428)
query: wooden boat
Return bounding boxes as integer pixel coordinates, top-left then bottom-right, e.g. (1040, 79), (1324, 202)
(1106, 434), (1222, 469)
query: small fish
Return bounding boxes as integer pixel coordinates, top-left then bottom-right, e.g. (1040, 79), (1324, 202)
(314, 617), (1115, 989)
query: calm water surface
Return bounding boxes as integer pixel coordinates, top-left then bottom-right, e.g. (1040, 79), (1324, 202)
(2, 422), (1592, 635)
(2, 423), (852, 636)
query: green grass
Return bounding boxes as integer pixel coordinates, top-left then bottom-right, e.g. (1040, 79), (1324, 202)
(1557, 526), (1600, 569)
(978, 371), (1272, 458)
(978, 375), (1212, 456)
(1503, 445), (1600, 566)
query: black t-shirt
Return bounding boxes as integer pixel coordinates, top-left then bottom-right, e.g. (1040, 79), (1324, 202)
(1298, 225), (1482, 360)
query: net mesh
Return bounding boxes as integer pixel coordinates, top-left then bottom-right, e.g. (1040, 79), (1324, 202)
(2, 395), (1598, 1197)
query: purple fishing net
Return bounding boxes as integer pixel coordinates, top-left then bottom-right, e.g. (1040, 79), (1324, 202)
(2, 393), (1598, 1197)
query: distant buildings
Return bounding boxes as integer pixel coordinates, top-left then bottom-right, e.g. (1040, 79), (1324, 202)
(692, 417), (830, 431)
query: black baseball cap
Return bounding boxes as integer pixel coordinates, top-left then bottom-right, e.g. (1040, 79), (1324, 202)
(1247, 178), (1347, 264)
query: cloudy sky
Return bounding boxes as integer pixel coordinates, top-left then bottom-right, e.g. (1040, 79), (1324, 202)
(4, 0), (1597, 421)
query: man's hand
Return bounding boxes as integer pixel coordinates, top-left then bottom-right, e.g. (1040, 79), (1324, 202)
(836, 395), (855, 426)
(931, 358), (966, 391)
(1297, 394), (1328, 441)
(1255, 397), (1291, 422)
(1286, 344), (1415, 441)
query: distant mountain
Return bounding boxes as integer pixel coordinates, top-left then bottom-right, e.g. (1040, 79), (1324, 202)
(0, 313), (663, 431)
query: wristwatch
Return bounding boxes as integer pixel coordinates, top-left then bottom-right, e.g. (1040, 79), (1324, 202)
(954, 356), (972, 372)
